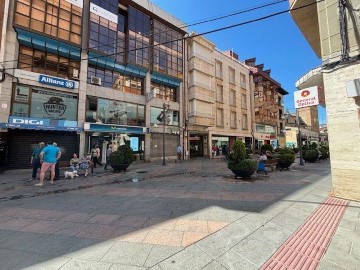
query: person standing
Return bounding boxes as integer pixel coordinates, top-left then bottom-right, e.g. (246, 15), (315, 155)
(36, 142), (60, 186)
(30, 142), (45, 180)
(104, 145), (113, 169)
(176, 145), (182, 163)
(257, 151), (268, 175)
(53, 142), (61, 181)
(91, 145), (102, 168)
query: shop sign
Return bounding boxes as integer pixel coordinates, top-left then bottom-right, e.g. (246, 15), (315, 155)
(90, 3), (118, 24)
(85, 123), (146, 134)
(6, 116), (81, 131)
(65, 0), (83, 8)
(294, 86), (319, 108)
(39, 75), (75, 89)
(14, 86), (30, 103)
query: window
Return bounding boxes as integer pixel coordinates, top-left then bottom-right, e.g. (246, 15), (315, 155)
(216, 84), (223, 103)
(90, 0), (118, 14)
(230, 90), (236, 106)
(88, 66), (144, 95)
(229, 67), (235, 84)
(240, 73), (246, 88)
(152, 83), (177, 102)
(241, 93), (247, 109)
(86, 96), (145, 126)
(153, 20), (183, 78)
(11, 85), (78, 121)
(216, 108), (224, 127)
(215, 60), (222, 79)
(14, 0), (82, 45)
(150, 107), (179, 126)
(230, 111), (237, 128)
(242, 114), (248, 129)
(18, 46), (80, 79)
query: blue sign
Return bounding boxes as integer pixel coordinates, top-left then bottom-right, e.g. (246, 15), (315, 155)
(130, 137), (139, 151)
(39, 75), (75, 89)
(87, 123), (145, 134)
(5, 116), (81, 132)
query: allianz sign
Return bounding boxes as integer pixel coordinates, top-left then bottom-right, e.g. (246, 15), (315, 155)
(39, 75), (75, 89)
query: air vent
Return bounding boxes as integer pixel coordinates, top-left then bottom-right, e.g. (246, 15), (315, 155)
(91, 76), (102, 86)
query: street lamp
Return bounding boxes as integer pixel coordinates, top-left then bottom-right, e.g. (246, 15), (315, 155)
(157, 103), (170, 165)
(284, 109), (304, 166)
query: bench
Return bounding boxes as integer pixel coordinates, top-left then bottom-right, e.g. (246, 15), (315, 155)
(265, 159), (278, 171)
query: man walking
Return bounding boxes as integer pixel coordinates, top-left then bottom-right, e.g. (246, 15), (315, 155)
(91, 144), (102, 168)
(104, 145), (113, 169)
(35, 142), (61, 186)
(30, 142), (45, 180)
(176, 145), (183, 163)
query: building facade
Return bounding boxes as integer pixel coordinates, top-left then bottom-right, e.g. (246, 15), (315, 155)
(185, 35), (253, 158)
(244, 58), (288, 151)
(0, 0), (185, 168)
(290, 0), (360, 201)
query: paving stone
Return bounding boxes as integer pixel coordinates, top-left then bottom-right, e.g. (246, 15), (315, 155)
(0, 231), (50, 251)
(250, 221), (293, 246)
(158, 245), (213, 270)
(0, 248), (33, 270)
(69, 239), (116, 260)
(109, 264), (147, 270)
(317, 259), (346, 270)
(217, 250), (257, 270)
(101, 242), (153, 266)
(12, 252), (70, 270)
(201, 260), (227, 270)
(144, 245), (182, 267)
(59, 258), (112, 270)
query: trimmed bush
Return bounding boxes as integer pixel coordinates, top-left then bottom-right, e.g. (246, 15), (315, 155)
(304, 149), (319, 162)
(228, 140), (257, 171)
(110, 145), (135, 165)
(260, 144), (273, 152)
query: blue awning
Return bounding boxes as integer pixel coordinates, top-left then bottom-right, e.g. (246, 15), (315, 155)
(15, 28), (81, 60)
(151, 71), (182, 88)
(88, 52), (147, 78)
(0, 123), (82, 132)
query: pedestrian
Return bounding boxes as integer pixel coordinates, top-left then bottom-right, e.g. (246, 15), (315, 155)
(79, 154), (91, 176)
(54, 142), (61, 181)
(69, 153), (80, 171)
(36, 142), (61, 186)
(91, 145), (102, 168)
(104, 145), (113, 169)
(257, 151), (267, 175)
(30, 141), (45, 180)
(176, 145), (182, 163)
(212, 145), (217, 157)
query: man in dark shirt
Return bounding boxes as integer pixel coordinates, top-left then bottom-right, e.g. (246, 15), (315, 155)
(30, 142), (45, 180)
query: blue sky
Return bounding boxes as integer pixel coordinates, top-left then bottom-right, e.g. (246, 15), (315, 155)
(151, 0), (327, 124)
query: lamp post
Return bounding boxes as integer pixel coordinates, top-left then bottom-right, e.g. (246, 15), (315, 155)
(162, 103), (170, 166)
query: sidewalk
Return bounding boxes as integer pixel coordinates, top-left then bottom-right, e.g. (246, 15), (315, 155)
(0, 159), (359, 269)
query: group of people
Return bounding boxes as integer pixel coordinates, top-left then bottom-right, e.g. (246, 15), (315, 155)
(31, 142), (114, 186)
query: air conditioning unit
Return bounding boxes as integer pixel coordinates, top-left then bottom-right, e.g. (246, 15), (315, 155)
(72, 68), (79, 79)
(91, 76), (102, 86)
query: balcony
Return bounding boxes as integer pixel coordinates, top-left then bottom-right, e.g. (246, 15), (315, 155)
(289, 0), (321, 58)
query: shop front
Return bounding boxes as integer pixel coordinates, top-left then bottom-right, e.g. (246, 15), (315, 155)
(189, 133), (207, 158)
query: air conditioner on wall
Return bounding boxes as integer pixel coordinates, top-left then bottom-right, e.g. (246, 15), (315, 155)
(91, 76), (102, 86)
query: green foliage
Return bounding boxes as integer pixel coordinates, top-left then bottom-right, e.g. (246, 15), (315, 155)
(319, 146), (329, 159)
(279, 147), (295, 155)
(292, 147), (299, 154)
(304, 149), (319, 162)
(260, 144), (273, 152)
(278, 153), (296, 163)
(245, 147), (252, 158)
(110, 145), (135, 165)
(310, 142), (318, 149)
(228, 140), (257, 171)
(274, 147), (283, 153)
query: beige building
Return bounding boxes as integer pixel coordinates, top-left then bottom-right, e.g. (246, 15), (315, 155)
(245, 58), (288, 150)
(290, 0), (360, 201)
(185, 34), (253, 158)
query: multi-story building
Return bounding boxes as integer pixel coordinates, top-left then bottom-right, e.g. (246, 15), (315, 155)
(0, 0), (185, 168)
(244, 58), (288, 151)
(289, 0), (360, 201)
(185, 35), (253, 158)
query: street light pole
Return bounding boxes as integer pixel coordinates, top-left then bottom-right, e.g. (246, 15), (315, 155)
(297, 110), (304, 166)
(162, 103), (168, 166)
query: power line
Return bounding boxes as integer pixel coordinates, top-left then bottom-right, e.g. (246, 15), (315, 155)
(0, 0), (287, 67)
(2, 0), (323, 72)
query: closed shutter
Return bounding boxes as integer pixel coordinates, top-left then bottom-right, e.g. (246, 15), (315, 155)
(8, 130), (78, 169)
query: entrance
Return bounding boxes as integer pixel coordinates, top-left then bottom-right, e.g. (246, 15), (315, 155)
(189, 135), (204, 158)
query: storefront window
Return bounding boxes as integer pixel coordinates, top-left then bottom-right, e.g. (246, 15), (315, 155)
(86, 97), (145, 126)
(14, 0), (82, 45)
(18, 46), (80, 79)
(11, 85), (78, 121)
(150, 107), (179, 126)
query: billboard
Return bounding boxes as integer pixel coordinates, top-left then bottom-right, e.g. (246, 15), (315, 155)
(294, 86), (319, 108)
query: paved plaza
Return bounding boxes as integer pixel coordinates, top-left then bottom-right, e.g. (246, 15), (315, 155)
(0, 159), (359, 269)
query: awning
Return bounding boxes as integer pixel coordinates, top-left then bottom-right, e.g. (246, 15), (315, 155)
(84, 123), (146, 134)
(88, 52), (148, 78)
(0, 123), (82, 132)
(151, 71), (181, 88)
(15, 28), (81, 60)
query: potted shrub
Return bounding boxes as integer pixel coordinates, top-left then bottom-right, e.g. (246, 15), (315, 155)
(260, 144), (273, 153)
(227, 140), (257, 179)
(276, 148), (295, 170)
(303, 149), (319, 163)
(319, 146), (329, 160)
(110, 144), (135, 172)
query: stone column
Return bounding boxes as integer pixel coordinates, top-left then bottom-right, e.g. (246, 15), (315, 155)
(144, 71), (151, 161)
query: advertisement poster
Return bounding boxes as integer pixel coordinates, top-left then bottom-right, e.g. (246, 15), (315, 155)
(130, 137), (139, 151)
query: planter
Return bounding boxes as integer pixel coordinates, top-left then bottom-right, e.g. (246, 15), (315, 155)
(304, 157), (318, 163)
(111, 163), (129, 173)
(277, 161), (292, 171)
(230, 169), (256, 179)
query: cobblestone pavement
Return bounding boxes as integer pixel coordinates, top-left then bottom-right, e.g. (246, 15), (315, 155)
(0, 159), (359, 269)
